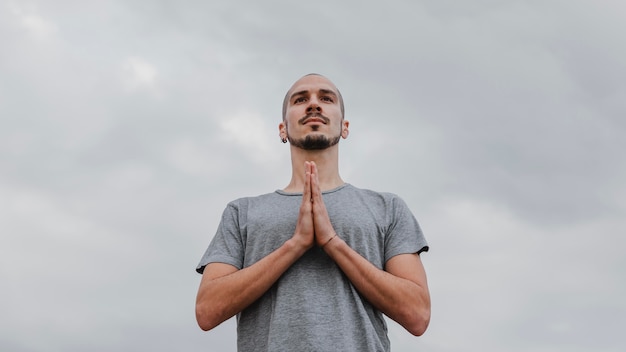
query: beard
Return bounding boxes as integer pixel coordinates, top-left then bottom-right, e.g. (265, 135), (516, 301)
(288, 133), (341, 150)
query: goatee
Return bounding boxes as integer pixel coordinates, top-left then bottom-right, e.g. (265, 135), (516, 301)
(288, 134), (341, 150)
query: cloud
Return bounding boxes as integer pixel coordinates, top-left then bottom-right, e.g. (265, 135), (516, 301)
(1, 1), (625, 351)
(219, 110), (284, 163)
(418, 195), (626, 351)
(8, 2), (58, 39)
(121, 56), (159, 93)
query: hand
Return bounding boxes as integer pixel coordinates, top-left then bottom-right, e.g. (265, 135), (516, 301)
(292, 161), (315, 250)
(309, 162), (337, 247)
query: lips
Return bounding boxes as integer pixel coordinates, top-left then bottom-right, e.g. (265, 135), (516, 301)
(300, 114), (329, 125)
(304, 118), (325, 124)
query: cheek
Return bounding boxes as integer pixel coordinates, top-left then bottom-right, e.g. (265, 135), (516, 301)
(285, 109), (302, 124)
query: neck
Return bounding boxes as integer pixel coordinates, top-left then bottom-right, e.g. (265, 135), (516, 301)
(283, 145), (344, 193)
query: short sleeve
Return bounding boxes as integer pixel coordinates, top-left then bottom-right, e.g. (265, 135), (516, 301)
(383, 196), (429, 263)
(196, 202), (245, 274)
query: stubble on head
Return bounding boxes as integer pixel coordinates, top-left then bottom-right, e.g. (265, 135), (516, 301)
(281, 73), (346, 150)
(282, 73), (345, 121)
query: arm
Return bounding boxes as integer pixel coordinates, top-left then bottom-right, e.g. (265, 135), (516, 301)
(195, 239), (309, 331)
(323, 243), (430, 336)
(195, 163), (316, 331)
(309, 162), (431, 336)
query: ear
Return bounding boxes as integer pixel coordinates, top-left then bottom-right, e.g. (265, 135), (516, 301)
(278, 121), (287, 139)
(341, 120), (350, 139)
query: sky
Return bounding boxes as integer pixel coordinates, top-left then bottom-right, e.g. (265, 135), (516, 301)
(1, 0), (625, 351)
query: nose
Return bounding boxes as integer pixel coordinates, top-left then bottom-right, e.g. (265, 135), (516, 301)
(306, 97), (322, 114)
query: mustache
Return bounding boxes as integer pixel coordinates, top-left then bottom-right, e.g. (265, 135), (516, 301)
(299, 113), (330, 125)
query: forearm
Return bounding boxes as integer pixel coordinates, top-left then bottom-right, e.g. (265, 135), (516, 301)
(323, 237), (431, 335)
(196, 238), (309, 330)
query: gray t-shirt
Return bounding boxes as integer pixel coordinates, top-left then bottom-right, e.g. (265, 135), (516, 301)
(197, 184), (428, 352)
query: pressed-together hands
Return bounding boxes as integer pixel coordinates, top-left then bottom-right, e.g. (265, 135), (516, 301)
(197, 161), (430, 335)
(292, 162), (430, 335)
(292, 161), (337, 250)
(196, 161), (342, 331)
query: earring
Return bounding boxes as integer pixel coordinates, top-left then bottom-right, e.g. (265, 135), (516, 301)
(281, 138), (288, 144)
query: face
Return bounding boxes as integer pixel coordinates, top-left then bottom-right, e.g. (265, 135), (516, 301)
(279, 75), (349, 150)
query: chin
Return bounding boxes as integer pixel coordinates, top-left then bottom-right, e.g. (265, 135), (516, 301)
(289, 134), (340, 150)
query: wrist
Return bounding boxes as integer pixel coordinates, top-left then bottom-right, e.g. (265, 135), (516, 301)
(320, 233), (338, 248)
(287, 235), (313, 254)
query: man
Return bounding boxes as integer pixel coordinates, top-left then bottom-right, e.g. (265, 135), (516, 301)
(195, 74), (430, 351)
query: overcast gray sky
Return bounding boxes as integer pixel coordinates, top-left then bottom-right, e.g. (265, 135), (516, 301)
(1, 0), (625, 351)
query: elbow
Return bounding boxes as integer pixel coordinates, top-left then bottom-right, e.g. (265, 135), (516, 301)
(407, 317), (430, 336)
(195, 303), (220, 331)
(197, 322), (212, 332)
(197, 319), (214, 332)
(401, 306), (431, 337)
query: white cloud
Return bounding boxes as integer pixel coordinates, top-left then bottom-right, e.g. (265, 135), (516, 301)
(219, 110), (282, 163)
(1, 0), (625, 351)
(9, 2), (57, 38)
(121, 56), (159, 93)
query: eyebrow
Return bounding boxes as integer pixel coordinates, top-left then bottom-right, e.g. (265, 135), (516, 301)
(318, 89), (338, 98)
(289, 90), (309, 101)
(290, 89), (338, 101)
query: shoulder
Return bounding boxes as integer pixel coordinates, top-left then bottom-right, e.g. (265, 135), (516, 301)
(343, 184), (406, 206)
(342, 185), (416, 222)
(224, 191), (288, 210)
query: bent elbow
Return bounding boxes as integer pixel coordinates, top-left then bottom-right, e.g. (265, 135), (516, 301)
(195, 312), (212, 331)
(403, 306), (431, 336)
(197, 322), (212, 332)
(195, 303), (220, 331)
(408, 319), (429, 336)
(197, 318), (213, 332)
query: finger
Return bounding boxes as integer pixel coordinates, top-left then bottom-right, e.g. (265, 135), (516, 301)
(310, 162), (322, 202)
(302, 162), (312, 206)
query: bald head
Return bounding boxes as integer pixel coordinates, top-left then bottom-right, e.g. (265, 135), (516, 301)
(282, 73), (345, 120)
